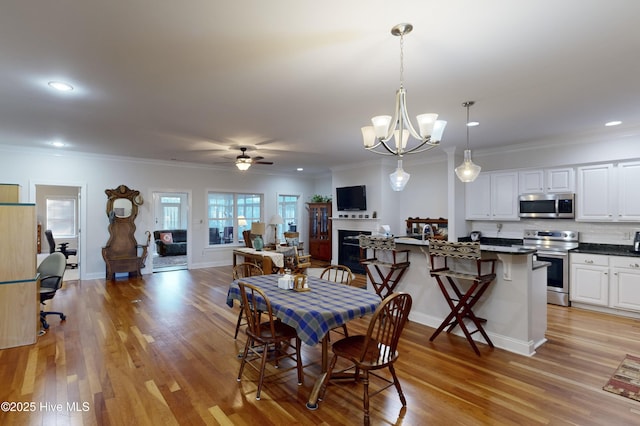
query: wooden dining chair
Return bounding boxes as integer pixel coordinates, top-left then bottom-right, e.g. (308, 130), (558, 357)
(320, 264), (354, 337)
(318, 292), (413, 426)
(237, 282), (304, 400)
(232, 262), (264, 339)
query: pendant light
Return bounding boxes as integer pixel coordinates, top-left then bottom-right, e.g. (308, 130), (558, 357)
(455, 101), (481, 182)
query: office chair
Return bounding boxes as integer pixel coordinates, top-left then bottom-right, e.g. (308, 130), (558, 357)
(38, 252), (67, 330)
(45, 229), (77, 268)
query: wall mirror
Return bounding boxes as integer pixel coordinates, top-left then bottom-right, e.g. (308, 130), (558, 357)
(113, 198), (133, 218)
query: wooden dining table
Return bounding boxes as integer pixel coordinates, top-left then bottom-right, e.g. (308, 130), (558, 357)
(226, 274), (381, 407)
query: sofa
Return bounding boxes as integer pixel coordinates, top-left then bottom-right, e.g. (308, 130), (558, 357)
(154, 229), (187, 256)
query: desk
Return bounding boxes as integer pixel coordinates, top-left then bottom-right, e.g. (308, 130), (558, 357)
(227, 274), (380, 406)
(232, 248), (284, 274)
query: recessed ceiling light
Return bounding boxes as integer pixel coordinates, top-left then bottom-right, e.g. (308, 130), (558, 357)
(467, 121), (480, 127)
(48, 81), (74, 92)
(50, 141), (66, 147)
(605, 120), (622, 127)
(297, 167), (304, 171)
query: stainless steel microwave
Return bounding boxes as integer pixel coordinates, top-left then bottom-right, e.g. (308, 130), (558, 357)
(519, 193), (575, 218)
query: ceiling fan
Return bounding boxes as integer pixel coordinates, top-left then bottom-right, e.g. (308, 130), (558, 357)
(235, 147), (273, 171)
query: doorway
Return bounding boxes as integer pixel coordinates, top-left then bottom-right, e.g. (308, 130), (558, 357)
(152, 191), (189, 272)
(35, 184), (82, 281)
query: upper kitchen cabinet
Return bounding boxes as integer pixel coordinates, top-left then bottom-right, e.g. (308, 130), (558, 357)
(466, 171), (519, 221)
(519, 168), (575, 194)
(617, 161), (640, 220)
(577, 161), (640, 221)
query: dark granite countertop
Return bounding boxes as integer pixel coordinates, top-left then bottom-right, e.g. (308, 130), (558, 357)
(571, 243), (640, 258)
(458, 237), (523, 246)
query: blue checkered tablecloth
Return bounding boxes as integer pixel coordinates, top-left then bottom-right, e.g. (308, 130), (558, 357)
(227, 275), (380, 346)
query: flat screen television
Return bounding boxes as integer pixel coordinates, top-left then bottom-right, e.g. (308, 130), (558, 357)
(336, 185), (367, 211)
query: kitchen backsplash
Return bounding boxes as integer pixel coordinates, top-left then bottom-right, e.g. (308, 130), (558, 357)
(468, 220), (639, 246)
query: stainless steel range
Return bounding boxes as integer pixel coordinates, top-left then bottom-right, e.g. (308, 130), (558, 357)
(520, 229), (579, 306)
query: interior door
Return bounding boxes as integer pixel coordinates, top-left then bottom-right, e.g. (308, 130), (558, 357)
(152, 191), (189, 271)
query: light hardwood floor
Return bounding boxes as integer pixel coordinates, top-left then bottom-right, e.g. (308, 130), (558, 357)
(1, 266), (639, 425)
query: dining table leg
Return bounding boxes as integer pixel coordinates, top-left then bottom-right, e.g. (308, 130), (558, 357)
(306, 334), (330, 409)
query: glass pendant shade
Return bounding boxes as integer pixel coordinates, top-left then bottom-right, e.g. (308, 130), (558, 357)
(455, 149), (482, 182)
(389, 160), (411, 191)
(361, 126), (376, 148)
(236, 158), (252, 170)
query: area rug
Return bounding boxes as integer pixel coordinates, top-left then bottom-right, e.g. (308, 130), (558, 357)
(603, 354), (640, 402)
(153, 254), (187, 270)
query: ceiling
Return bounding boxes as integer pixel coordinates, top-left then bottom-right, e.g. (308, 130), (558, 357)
(1, 1), (639, 175)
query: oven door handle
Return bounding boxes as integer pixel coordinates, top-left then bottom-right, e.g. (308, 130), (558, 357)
(536, 251), (567, 258)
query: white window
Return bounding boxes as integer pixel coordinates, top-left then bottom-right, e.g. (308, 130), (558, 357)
(278, 194), (300, 240)
(46, 197), (77, 238)
(207, 192), (263, 245)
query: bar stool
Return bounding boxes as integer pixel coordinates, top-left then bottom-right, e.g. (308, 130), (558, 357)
(428, 239), (496, 356)
(359, 235), (410, 299)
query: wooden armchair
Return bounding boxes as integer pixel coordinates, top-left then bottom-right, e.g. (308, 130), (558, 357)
(277, 245), (311, 274)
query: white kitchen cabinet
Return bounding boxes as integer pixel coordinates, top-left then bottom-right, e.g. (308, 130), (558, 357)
(610, 256), (640, 312)
(465, 173), (492, 219)
(465, 171), (519, 220)
(571, 253), (640, 314)
(546, 168), (575, 193)
(617, 161), (640, 221)
(519, 170), (544, 194)
(576, 164), (615, 221)
(576, 161), (640, 221)
(492, 172), (519, 219)
(570, 253), (609, 306)
(519, 168), (574, 194)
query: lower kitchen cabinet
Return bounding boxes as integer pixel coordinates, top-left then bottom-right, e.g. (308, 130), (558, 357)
(610, 256), (640, 311)
(570, 253), (609, 306)
(571, 253), (640, 314)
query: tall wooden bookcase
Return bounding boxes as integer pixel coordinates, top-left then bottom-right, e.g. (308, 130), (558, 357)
(307, 202), (332, 261)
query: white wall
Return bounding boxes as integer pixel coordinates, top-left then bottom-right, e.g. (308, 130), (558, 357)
(0, 147), (319, 279)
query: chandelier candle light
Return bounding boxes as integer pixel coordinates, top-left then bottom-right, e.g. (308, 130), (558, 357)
(361, 23), (447, 191)
(454, 101), (482, 182)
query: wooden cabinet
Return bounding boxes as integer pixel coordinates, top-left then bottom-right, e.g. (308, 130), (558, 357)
(466, 171), (519, 220)
(519, 168), (575, 194)
(570, 253), (609, 306)
(0, 183), (19, 202)
(0, 203), (38, 349)
(307, 202), (331, 261)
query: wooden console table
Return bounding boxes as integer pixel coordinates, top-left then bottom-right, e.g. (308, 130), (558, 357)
(232, 248), (284, 274)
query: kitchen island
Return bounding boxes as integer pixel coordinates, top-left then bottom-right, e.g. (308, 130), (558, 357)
(367, 238), (546, 356)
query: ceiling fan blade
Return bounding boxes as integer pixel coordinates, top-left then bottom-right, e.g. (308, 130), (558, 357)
(254, 161), (274, 165)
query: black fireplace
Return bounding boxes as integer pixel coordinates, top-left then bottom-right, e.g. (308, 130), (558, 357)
(338, 230), (371, 274)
